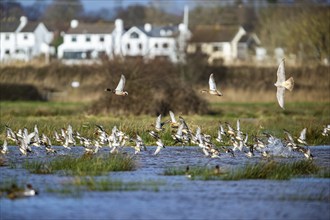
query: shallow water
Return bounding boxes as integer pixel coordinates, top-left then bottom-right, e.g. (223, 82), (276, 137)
(1, 145), (330, 220)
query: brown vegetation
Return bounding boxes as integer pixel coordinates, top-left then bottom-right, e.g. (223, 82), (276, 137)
(0, 59), (329, 115)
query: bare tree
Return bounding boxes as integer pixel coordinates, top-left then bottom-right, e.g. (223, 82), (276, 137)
(0, 0), (25, 20)
(42, 0), (84, 31)
(257, 5), (329, 62)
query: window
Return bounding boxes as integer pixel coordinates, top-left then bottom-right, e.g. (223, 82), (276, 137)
(5, 34), (10, 40)
(154, 43), (158, 48)
(5, 50), (10, 55)
(23, 34), (28, 40)
(72, 36), (77, 42)
(213, 45), (223, 52)
(86, 36), (91, 42)
(130, 32), (139, 39)
(127, 43), (130, 50)
(138, 43), (142, 50)
(100, 36), (104, 42)
(163, 43), (168, 48)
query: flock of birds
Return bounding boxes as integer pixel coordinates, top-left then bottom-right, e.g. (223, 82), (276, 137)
(0, 58), (328, 160)
(104, 58), (294, 110)
(1, 111), (330, 160)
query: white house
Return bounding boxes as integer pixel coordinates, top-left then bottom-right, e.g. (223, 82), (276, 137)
(120, 25), (149, 58)
(120, 23), (190, 63)
(0, 16), (53, 62)
(187, 24), (260, 65)
(57, 20), (118, 64)
(15, 20), (54, 61)
(0, 19), (21, 61)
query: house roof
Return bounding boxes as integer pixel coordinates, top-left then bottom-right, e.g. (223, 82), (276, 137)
(67, 23), (115, 34)
(20, 22), (39, 32)
(0, 21), (20, 32)
(136, 25), (180, 38)
(189, 25), (239, 43)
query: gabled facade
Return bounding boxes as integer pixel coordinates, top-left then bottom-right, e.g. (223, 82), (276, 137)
(58, 19), (190, 64)
(0, 16), (53, 62)
(187, 25), (260, 65)
(16, 22), (54, 61)
(57, 20), (117, 64)
(121, 24), (187, 63)
(57, 6), (191, 64)
(0, 19), (21, 61)
(121, 26), (149, 58)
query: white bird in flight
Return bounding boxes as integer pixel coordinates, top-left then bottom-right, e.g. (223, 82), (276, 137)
(201, 73), (223, 96)
(297, 128), (307, 145)
(105, 74), (128, 96)
(274, 59), (294, 109)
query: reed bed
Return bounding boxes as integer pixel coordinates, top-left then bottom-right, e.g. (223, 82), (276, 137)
(68, 177), (163, 192)
(22, 153), (136, 176)
(164, 160), (325, 181)
(222, 160), (320, 180)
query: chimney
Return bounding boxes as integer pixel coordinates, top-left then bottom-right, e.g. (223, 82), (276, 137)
(144, 23), (152, 32)
(70, 20), (79, 29)
(115, 19), (124, 34)
(114, 19), (124, 56)
(17, 16), (28, 32)
(183, 5), (189, 29)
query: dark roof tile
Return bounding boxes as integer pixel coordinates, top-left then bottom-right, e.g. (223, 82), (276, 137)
(189, 25), (239, 43)
(0, 21), (20, 32)
(20, 22), (39, 32)
(67, 23), (115, 34)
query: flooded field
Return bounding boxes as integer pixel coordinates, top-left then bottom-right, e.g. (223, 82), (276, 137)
(1, 145), (330, 220)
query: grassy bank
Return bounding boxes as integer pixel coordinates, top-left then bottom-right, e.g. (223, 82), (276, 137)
(0, 101), (329, 146)
(164, 160), (328, 181)
(21, 154), (136, 176)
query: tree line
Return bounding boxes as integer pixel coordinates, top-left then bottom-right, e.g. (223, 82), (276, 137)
(0, 0), (329, 62)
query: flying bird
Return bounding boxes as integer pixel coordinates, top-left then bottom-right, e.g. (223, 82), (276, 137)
(201, 73), (223, 96)
(105, 74), (128, 96)
(297, 128), (307, 145)
(274, 59), (294, 109)
(169, 110), (180, 128)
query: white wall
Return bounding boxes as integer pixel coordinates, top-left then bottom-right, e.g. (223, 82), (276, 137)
(121, 27), (148, 57)
(1, 22), (53, 61)
(58, 33), (112, 59)
(0, 33), (17, 61)
(148, 37), (177, 62)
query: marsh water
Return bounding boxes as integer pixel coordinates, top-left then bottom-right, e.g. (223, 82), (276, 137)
(1, 145), (330, 220)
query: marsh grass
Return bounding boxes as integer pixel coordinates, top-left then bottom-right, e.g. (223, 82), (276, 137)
(0, 178), (19, 195)
(222, 160), (320, 180)
(23, 153), (136, 176)
(164, 166), (223, 180)
(71, 177), (163, 192)
(316, 168), (330, 178)
(165, 160), (322, 181)
(1, 101), (329, 146)
(46, 177), (164, 196)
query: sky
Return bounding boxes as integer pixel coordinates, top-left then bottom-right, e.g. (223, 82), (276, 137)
(16, 0), (260, 13)
(16, 0), (330, 14)
(17, 0), (198, 12)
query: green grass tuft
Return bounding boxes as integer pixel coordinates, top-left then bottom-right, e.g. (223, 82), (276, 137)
(222, 160), (320, 180)
(22, 153), (136, 176)
(165, 160), (322, 181)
